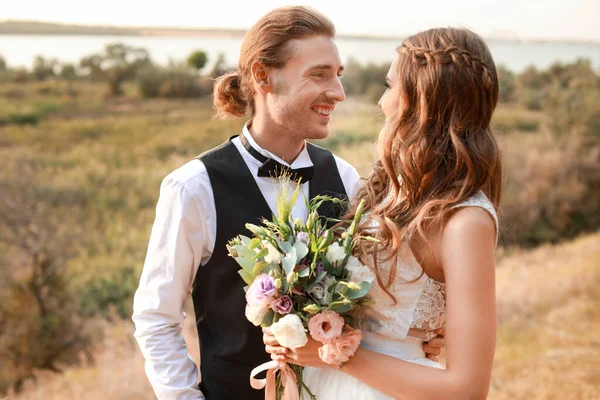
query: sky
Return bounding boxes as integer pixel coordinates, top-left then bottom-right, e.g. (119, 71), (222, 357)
(1, 0), (599, 42)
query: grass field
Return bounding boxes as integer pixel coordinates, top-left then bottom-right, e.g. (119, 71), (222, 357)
(1, 80), (597, 399)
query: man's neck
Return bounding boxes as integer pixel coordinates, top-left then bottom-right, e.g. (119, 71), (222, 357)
(248, 115), (305, 164)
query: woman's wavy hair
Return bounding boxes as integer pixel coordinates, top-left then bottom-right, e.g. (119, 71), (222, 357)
(345, 27), (503, 301)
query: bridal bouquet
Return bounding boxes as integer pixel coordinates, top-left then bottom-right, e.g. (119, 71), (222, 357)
(227, 179), (376, 400)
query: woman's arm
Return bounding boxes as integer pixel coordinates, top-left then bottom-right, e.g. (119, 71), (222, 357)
(283, 207), (498, 400)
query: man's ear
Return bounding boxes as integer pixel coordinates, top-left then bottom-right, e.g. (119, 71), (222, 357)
(251, 61), (273, 94)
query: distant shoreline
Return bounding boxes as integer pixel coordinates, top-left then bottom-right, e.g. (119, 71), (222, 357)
(1, 19), (599, 46)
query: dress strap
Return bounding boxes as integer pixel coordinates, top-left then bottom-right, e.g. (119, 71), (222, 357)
(450, 191), (499, 245)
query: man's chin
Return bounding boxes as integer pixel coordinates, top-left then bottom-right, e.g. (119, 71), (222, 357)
(305, 126), (330, 141)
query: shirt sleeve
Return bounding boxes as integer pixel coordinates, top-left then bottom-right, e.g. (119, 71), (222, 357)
(132, 172), (210, 400)
(333, 154), (363, 201)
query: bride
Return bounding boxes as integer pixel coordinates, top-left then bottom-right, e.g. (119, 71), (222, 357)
(264, 27), (502, 399)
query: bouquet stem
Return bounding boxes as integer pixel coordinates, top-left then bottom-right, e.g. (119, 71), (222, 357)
(275, 364), (317, 400)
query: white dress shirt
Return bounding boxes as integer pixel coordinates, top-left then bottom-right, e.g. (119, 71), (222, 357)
(132, 122), (362, 400)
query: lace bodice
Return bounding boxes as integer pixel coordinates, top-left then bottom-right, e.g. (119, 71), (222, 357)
(357, 191), (498, 340)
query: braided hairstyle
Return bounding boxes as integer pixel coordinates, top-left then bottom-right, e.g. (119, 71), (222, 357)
(399, 40), (495, 91)
(343, 27), (503, 301)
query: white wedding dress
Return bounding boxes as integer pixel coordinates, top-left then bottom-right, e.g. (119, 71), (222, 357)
(302, 191), (498, 399)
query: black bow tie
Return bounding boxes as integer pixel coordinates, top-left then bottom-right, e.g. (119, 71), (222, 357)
(238, 133), (314, 183)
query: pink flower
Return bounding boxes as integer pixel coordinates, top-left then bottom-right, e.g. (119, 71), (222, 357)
(318, 326), (363, 366)
(308, 311), (345, 344)
(271, 295), (293, 314)
(318, 342), (339, 365)
(335, 326), (363, 361)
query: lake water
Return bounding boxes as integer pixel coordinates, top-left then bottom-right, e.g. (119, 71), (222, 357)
(0, 34), (598, 73)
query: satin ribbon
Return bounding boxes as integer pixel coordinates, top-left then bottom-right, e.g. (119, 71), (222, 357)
(250, 360), (299, 400)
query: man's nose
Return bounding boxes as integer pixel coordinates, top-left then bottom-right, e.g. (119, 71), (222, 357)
(328, 77), (346, 102)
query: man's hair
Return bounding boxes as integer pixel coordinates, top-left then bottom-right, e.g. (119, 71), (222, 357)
(213, 6), (335, 118)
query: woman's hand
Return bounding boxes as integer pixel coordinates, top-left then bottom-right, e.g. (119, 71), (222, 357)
(262, 327), (336, 369)
(263, 327), (287, 363)
(284, 335), (335, 369)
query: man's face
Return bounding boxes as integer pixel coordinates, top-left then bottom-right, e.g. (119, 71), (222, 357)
(266, 35), (345, 140)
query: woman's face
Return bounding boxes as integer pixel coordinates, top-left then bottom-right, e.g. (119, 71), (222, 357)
(377, 53), (403, 157)
(378, 53), (402, 121)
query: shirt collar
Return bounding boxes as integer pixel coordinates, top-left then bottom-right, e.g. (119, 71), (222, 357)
(241, 120), (313, 169)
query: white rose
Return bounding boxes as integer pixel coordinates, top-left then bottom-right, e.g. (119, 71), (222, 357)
(270, 314), (308, 349)
(345, 256), (375, 284)
(263, 241), (281, 264)
(326, 242), (347, 267)
(245, 305), (268, 326)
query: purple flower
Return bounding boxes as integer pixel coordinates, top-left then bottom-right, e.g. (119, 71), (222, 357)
(316, 261), (325, 273)
(246, 274), (277, 308)
(271, 295), (293, 314)
(296, 232), (309, 245)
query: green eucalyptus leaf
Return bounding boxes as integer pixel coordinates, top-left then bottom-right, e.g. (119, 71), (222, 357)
(252, 261), (269, 275)
(235, 257), (255, 274)
(238, 269), (254, 285)
(261, 310), (275, 327)
(293, 241), (309, 263)
(252, 247), (269, 260)
(234, 244), (257, 260)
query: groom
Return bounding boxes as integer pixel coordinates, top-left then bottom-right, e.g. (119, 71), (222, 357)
(133, 6), (442, 400)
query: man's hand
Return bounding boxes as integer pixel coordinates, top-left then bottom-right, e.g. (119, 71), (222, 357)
(423, 328), (445, 362)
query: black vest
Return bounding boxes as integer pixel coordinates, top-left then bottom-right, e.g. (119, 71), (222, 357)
(192, 137), (348, 400)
